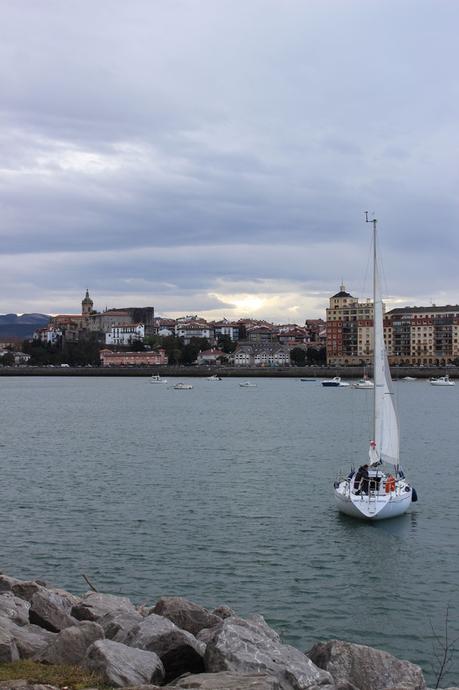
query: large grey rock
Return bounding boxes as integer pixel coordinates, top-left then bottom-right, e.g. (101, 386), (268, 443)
(204, 616), (332, 690)
(0, 615), (54, 658)
(12, 581), (43, 602)
(35, 620), (104, 664)
(84, 638), (165, 687)
(0, 574), (21, 594)
(0, 627), (20, 662)
(29, 589), (78, 632)
(153, 596), (222, 636)
(307, 640), (426, 690)
(99, 609), (144, 642)
(170, 671), (282, 689)
(125, 613), (205, 682)
(72, 591), (136, 622)
(0, 592), (30, 625)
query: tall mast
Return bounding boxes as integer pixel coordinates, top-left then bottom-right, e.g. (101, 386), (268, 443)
(365, 211), (378, 444)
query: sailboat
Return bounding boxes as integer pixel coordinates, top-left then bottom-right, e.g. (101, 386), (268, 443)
(334, 214), (416, 520)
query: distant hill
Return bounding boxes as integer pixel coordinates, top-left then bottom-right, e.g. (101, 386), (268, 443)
(0, 313), (50, 339)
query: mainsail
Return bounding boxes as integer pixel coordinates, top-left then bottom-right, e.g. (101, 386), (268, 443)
(372, 236), (400, 467)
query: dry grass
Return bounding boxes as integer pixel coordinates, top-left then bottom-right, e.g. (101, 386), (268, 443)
(0, 659), (106, 689)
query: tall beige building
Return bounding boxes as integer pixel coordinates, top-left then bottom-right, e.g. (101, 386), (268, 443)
(326, 285), (459, 365)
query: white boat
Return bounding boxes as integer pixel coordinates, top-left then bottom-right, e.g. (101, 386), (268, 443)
(239, 381), (257, 387)
(353, 376), (374, 389)
(430, 375), (455, 386)
(402, 376), (417, 382)
(334, 214), (416, 521)
(173, 382), (193, 390)
(150, 374), (167, 384)
(321, 376), (350, 388)
(207, 374), (222, 381)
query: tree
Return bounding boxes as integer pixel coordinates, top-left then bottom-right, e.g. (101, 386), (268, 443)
(306, 346), (326, 365)
(1, 352), (15, 366)
(217, 335), (236, 354)
(129, 339), (146, 352)
(181, 337), (211, 365)
(290, 347), (307, 367)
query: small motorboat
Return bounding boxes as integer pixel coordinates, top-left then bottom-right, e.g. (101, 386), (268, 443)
(353, 378), (374, 389)
(239, 381), (257, 387)
(207, 375), (222, 381)
(150, 374), (167, 384)
(321, 376), (350, 388)
(402, 376), (417, 382)
(173, 382), (193, 390)
(430, 375), (455, 386)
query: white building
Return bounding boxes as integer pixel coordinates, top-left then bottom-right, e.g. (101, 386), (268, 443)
(233, 342), (290, 367)
(105, 323), (145, 346)
(33, 326), (62, 344)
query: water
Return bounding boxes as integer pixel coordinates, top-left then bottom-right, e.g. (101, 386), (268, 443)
(1, 376), (458, 685)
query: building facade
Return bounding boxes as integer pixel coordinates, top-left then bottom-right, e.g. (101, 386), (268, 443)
(233, 342), (290, 367)
(105, 323), (145, 346)
(326, 284), (459, 365)
(99, 348), (167, 367)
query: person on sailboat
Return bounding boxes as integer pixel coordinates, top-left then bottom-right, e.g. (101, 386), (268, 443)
(368, 440), (380, 465)
(353, 464), (369, 495)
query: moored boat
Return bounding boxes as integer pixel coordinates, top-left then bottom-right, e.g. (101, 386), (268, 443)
(322, 376), (350, 387)
(430, 375), (455, 386)
(150, 374), (167, 384)
(173, 382), (193, 390)
(334, 214), (416, 521)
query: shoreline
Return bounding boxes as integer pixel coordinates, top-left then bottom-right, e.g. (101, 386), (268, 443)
(0, 365), (455, 378)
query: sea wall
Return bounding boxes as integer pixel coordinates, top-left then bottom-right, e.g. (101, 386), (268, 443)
(0, 572), (448, 690)
(0, 365), (454, 379)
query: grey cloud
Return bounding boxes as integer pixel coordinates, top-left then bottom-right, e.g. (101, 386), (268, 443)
(0, 0), (458, 318)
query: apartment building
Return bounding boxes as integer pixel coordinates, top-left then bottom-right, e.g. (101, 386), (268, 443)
(326, 284), (459, 365)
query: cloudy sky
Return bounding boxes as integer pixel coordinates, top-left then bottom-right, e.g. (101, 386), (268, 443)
(1, 0), (458, 321)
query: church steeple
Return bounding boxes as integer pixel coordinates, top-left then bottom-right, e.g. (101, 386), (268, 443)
(82, 289), (93, 316)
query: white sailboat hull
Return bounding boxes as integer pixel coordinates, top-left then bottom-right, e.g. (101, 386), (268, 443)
(334, 481), (412, 521)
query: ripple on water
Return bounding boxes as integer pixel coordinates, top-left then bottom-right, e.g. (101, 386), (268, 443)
(0, 376), (458, 685)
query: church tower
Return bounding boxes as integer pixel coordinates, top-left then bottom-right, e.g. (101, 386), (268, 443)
(82, 289), (94, 316)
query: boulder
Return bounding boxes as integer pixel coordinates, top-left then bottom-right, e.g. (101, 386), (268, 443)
(0, 627), (20, 662)
(12, 581), (43, 602)
(29, 589), (78, 632)
(153, 596), (222, 636)
(125, 613), (205, 682)
(71, 591), (136, 622)
(0, 592), (31, 625)
(99, 609), (144, 642)
(169, 671), (282, 689)
(212, 605), (236, 620)
(0, 616), (54, 658)
(204, 616), (332, 690)
(307, 640), (426, 690)
(35, 620), (104, 664)
(84, 639), (165, 687)
(0, 574), (21, 594)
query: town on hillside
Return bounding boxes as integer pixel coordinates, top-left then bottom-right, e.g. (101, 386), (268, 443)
(1, 286), (459, 368)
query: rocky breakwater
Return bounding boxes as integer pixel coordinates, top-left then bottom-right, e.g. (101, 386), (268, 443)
(0, 573), (453, 690)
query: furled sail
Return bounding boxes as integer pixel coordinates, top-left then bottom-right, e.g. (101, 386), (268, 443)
(372, 247), (400, 467)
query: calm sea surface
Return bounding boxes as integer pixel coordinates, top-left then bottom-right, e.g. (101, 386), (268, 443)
(1, 376), (458, 684)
